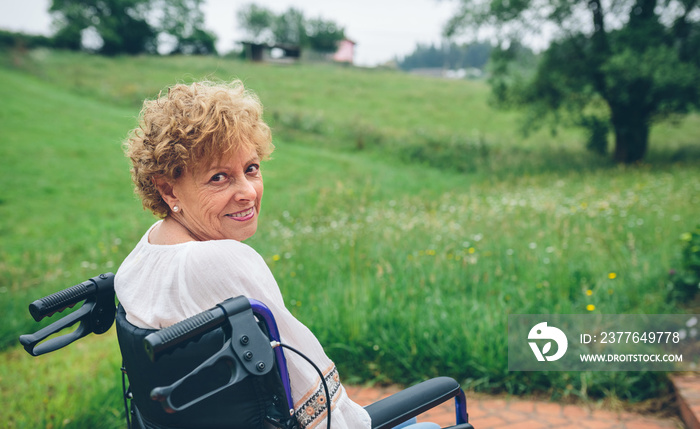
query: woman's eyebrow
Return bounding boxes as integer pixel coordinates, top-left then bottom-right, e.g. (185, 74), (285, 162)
(205, 157), (260, 172)
(203, 165), (228, 174)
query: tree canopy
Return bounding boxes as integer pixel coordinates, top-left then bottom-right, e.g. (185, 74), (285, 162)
(446, 0), (700, 163)
(236, 3), (274, 44)
(49, 0), (216, 55)
(156, 0), (216, 55)
(237, 4), (345, 53)
(50, 0), (156, 54)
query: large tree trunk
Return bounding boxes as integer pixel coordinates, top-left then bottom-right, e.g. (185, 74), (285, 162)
(604, 0), (658, 164)
(610, 107), (650, 163)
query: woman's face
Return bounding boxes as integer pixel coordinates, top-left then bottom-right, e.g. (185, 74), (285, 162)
(170, 147), (263, 242)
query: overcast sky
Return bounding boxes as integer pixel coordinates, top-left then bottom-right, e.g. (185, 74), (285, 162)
(0, 0), (460, 66)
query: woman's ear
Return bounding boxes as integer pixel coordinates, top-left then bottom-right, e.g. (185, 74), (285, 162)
(153, 176), (179, 210)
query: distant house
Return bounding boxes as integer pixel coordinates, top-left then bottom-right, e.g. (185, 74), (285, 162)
(273, 43), (301, 60)
(241, 42), (266, 62)
(241, 41), (301, 62)
(333, 39), (356, 64)
(241, 38), (353, 64)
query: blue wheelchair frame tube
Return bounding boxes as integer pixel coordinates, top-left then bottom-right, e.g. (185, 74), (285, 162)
(455, 390), (468, 425)
(249, 298), (295, 414)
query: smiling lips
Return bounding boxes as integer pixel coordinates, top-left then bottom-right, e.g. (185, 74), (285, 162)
(226, 207), (255, 221)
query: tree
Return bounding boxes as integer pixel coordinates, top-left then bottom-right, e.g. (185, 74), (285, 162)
(50, 0), (216, 55)
(157, 0), (217, 55)
(237, 3), (274, 44)
(272, 7), (306, 46)
(305, 18), (345, 53)
(50, 0), (157, 55)
(446, 0), (700, 163)
(237, 4), (345, 53)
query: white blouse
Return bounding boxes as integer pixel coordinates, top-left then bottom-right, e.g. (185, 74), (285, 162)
(115, 221), (372, 429)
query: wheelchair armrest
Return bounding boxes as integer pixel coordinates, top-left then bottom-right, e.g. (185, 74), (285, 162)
(364, 376), (469, 429)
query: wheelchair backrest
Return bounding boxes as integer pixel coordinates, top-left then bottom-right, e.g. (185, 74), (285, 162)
(117, 304), (288, 428)
(19, 273), (297, 429)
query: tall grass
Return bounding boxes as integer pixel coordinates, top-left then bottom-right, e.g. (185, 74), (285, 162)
(256, 151), (697, 393)
(1, 49), (698, 427)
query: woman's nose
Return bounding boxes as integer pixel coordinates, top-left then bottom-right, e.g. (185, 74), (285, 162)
(234, 178), (257, 201)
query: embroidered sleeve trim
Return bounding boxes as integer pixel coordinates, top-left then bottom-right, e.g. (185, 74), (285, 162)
(293, 365), (342, 428)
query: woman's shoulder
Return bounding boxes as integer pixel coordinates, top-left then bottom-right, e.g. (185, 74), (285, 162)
(181, 240), (283, 309)
(120, 226), (270, 281)
(184, 239), (266, 265)
(179, 239), (275, 284)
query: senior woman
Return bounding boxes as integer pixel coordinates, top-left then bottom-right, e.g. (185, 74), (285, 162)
(116, 81), (439, 429)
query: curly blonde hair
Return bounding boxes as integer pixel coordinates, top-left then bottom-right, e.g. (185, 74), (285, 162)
(124, 80), (274, 218)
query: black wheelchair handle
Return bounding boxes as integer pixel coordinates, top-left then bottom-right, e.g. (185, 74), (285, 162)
(144, 306), (227, 362)
(19, 273), (116, 356)
(28, 273), (114, 322)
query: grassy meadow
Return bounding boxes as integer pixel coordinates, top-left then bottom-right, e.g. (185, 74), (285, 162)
(1, 48), (699, 427)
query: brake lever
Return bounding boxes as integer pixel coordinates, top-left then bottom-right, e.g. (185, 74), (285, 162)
(19, 302), (95, 356)
(19, 273), (116, 356)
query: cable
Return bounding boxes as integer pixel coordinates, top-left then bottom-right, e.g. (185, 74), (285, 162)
(273, 342), (331, 429)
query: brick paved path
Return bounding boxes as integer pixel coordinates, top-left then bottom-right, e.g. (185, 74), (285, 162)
(346, 384), (685, 429)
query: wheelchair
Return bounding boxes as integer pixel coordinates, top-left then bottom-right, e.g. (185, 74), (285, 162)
(19, 273), (475, 429)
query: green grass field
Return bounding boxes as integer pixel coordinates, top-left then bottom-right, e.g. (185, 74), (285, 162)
(1, 49), (698, 428)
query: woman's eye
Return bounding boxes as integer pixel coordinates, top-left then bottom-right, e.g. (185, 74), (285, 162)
(210, 173), (227, 182)
(246, 164), (260, 174)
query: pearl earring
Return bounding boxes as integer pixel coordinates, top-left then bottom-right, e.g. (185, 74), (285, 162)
(172, 205), (180, 213)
